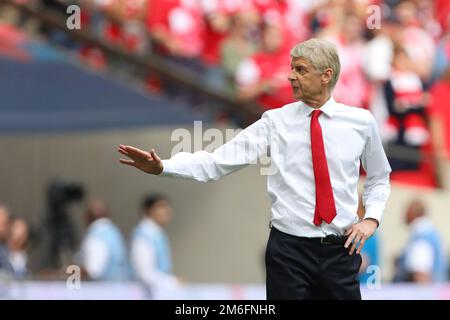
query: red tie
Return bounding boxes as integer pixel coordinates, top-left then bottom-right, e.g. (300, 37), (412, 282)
(310, 110), (337, 226)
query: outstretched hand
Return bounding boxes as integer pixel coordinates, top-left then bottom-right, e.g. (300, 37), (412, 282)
(118, 144), (163, 175)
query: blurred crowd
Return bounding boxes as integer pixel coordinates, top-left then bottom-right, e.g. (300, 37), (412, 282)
(0, 205), (31, 279)
(0, 193), (448, 288)
(0, 194), (183, 296)
(2, 0), (450, 187)
(76, 193), (182, 295)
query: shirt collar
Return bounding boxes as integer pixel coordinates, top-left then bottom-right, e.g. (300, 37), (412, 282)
(298, 95), (337, 119)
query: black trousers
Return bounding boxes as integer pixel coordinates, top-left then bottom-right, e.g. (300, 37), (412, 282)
(265, 227), (362, 300)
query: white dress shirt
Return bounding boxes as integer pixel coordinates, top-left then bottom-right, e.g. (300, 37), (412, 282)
(160, 96), (391, 237)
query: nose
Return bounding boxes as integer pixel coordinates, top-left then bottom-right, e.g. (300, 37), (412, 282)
(288, 71), (295, 81)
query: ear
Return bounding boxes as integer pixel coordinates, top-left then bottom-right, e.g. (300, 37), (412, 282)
(321, 68), (333, 86)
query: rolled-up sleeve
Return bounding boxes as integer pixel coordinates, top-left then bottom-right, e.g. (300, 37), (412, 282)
(159, 113), (271, 182)
(360, 114), (392, 225)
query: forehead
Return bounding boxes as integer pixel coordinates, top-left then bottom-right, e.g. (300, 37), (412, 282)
(290, 56), (313, 68)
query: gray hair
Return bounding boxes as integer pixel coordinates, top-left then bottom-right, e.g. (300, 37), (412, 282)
(290, 38), (341, 90)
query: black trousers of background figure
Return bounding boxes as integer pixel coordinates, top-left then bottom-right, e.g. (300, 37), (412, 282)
(266, 227), (362, 300)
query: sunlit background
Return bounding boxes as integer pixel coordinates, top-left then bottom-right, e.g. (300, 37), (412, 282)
(0, 0), (450, 299)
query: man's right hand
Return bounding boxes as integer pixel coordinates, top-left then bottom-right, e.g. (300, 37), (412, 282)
(118, 145), (163, 175)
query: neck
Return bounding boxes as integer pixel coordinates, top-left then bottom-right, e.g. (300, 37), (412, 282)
(302, 91), (331, 109)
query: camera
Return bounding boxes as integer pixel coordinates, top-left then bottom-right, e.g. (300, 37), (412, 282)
(36, 178), (85, 271)
(47, 178), (84, 206)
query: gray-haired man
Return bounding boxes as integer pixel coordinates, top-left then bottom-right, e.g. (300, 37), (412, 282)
(118, 38), (391, 300)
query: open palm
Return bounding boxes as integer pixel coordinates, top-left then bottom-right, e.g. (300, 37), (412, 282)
(118, 144), (163, 175)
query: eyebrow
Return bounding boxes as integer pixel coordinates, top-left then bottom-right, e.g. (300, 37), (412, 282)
(291, 63), (308, 69)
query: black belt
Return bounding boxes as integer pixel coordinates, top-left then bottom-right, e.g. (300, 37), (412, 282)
(314, 234), (347, 245)
(270, 226), (347, 245)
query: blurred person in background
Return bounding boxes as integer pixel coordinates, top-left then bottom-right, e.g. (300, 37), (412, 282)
(327, 13), (370, 109)
(7, 218), (30, 279)
(130, 193), (181, 296)
(145, 0), (204, 63)
(363, 18), (395, 129)
(102, 0), (149, 55)
(78, 199), (128, 281)
(220, 13), (258, 92)
(0, 205), (13, 274)
(383, 44), (429, 149)
(235, 21), (293, 110)
(429, 45), (450, 189)
(200, 0), (231, 68)
(198, 0), (240, 91)
(381, 43), (432, 181)
(393, 199), (448, 283)
(392, 0), (435, 83)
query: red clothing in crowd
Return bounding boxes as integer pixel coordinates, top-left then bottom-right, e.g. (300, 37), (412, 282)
(435, 0), (450, 31)
(0, 23), (30, 62)
(331, 36), (370, 109)
(428, 80), (450, 159)
(93, 0), (147, 53)
(254, 51), (293, 109)
(199, 0), (243, 66)
(236, 49), (293, 110)
(201, 21), (227, 66)
(146, 0), (204, 57)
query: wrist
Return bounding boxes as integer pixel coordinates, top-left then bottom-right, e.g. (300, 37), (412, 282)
(363, 218), (379, 228)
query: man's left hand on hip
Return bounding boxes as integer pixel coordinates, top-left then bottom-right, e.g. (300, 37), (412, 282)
(344, 218), (378, 255)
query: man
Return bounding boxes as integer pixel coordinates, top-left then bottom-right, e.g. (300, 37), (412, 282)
(393, 199), (448, 283)
(8, 218), (30, 279)
(129, 194), (180, 295)
(0, 205), (14, 275)
(118, 38), (391, 299)
(79, 199), (128, 281)
(235, 22), (293, 110)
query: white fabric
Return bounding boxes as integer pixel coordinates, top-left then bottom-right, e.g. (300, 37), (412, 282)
(81, 218), (111, 279)
(364, 35), (393, 126)
(235, 58), (261, 88)
(161, 96), (391, 237)
(83, 238), (108, 279)
(404, 217), (438, 274)
(130, 219), (179, 291)
(363, 35), (393, 82)
(8, 251), (27, 275)
(405, 239), (434, 274)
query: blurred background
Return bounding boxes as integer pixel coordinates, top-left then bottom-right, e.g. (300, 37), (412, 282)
(0, 0), (450, 299)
